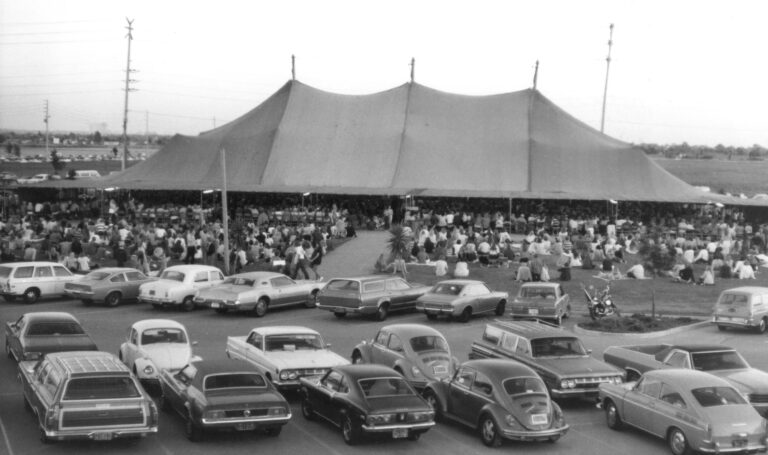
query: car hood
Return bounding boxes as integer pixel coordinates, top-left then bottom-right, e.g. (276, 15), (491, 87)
(267, 349), (349, 370)
(714, 368), (768, 394)
(141, 344), (192, 370)
(534, 356), (621, 377)
(702, 405), (764, 436)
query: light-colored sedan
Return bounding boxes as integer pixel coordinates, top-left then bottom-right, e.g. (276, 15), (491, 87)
(194, 271), (324, 317)
(509, 282), (571, 325)
(64, 267), (156, 306)
(118, 319), (200, 388)
(351, 324), (456, 389)
(415, 280), (508, 323)
(138, 264), (224, 311)
(599, 369), (768, 455)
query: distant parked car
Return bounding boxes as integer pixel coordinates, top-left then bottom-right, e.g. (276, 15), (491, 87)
(509, 282), (571, 324)
(300, 364), (435, 444)
(64, 267), (156, 306)
(5, 312), (98, 362)
(73, 169), (101, 179)
(316, 275), (431, 320)
(138, 265), (224, 311)
(351, 324), (456, 389)
(159, 359), (291, 441)
(599, 369), (768, 455)
(17, 173), (50, 184)
(195, 271), (324, 316)
(711, 286), (768, 333)
(415, 279), (508, 322)
(423, 359), (569, 447)
(118, 319), (200, 388)
(0, 261), (83, 303)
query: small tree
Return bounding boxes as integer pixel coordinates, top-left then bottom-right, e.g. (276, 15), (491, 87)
(637, 239), (676, 277)
(50, 149), (65, 175)
(386, 225), (410, 261)
(12, 144), (20, 157)
(93, 131), (103, 145)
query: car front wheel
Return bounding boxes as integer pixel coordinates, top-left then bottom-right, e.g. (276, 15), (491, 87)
(105, 292), (122, 307)
(181, 296), (195, 312)
(458, 307), (472, 323)
(605, 400), (623, 430)
(254, 298), (268, 317)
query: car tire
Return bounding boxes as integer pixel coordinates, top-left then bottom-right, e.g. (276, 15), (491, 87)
(341, 414), (361, 445)
(215, 307), (228, 314)
(479, 414), (502, 447)
(756, 319), (767, 334)
(81, 299), (93, 306)
(426, 313), (438, 320)
(458, 307), (472, 323)
(605, 400), (623, 430)
(668, 427), (692, 455)
(264, 426), (282, 437)
(422, 389), (442, 421)
(105, 292), (122, 307)
(717, 325), (727, 331)
(253, 298), (268, 317)
(181, 296), (195, 312)
(375, 303), (389, 321)
(495, 301), (505, 316)
(186, 415), (204, 442)
(23, 288), (39, 304)
(306, 291), (319, 308)
(301, 398), (315, 421)
(334, 312), (346, 319)
(351, 351), (363, 364)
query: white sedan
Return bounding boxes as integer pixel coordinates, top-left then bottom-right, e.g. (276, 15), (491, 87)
(138, 264), (224, 311)
(118, 319), (200, 389)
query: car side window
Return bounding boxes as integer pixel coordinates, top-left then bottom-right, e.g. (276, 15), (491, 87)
(211, 271), (224, 281)
(454, 368), (475, 389)
(53, 265), (72, 277)
(665, 351), (691, 369)
(246, 333), (263, 350)
(110, 273), (127, 283)
(387, 334), (404, 352)
(472, 372), (493, 396)
(125, 271), (146, 281)
(374, 330), (389, 346)
(322, 371), (344, 392)
(338, 376), (350, 394)
(516, 338), (531, 356)
(501, 333), (518, 352)
(14, 266), (34, 278)
(363, 281), (385, 293)
(660, 383), (687, 409)
(636, 377), (662, 399)
(388, 278), (411, 291)
(34, 266), (53, 278)
(271, 276), (293, 287)
(194, 271), (208, 282)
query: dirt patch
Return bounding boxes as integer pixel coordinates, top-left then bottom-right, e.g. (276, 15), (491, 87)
(577, 313), (702, 333)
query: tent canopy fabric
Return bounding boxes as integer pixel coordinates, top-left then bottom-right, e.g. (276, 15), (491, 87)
(36, 80), (758, 205)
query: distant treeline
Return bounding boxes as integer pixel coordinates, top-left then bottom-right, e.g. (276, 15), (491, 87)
(637, 142), (767, 160)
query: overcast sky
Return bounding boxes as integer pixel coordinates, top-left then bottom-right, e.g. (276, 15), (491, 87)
(1, 0), (766, 147)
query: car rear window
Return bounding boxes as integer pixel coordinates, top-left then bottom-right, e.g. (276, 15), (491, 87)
(432, 283), (463, 295)
(84, 271), (111, 281)
(27, 322), (85, 336)
(520, 287), (556, 299)
(160, 270), (185, 282)
(204, 373), (266, 390)
(0, 266), (11, 278)
(503, 377), (547, 396)
(359, 377), (415, 397)
(64, 377), (141, 400)
(718, 293), (750, 308)
(691, 386), (746, 407)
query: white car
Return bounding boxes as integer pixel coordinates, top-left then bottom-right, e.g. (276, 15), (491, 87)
(138, 264), (224, 311)
(118, 319), (200, 388)
(226, 326), (349, 390)
(0, 261), (83, 303)
(16, 173), (50, 184)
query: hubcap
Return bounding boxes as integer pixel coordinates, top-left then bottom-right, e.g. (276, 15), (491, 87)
(670, 431), (686, 454)
(607, 406), (617, 425)
(482, 419), (495, 441)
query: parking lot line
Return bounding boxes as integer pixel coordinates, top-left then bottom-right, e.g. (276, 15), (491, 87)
(0, 412), (15, 455)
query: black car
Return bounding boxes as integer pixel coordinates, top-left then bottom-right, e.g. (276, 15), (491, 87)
(299, 364), (435, 445)
(158, 358), (291, 441)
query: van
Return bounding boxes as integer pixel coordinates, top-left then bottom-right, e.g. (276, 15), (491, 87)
(0, 261), (82, 303)
(74, 170), (101, 179)
(712, 286), (768, 333)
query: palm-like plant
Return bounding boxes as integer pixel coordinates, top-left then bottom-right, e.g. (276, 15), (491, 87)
(386, 224), (410, 260)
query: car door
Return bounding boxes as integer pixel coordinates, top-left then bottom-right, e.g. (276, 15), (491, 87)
(369, 329), (391, 364)
(33, 265), (55, 296)
(52, 265), (74, 293)
(121, 328), (140, 368)
(270, 276), (299, 306)
(109, 272), (128, 297)
(621, 376), (662, 433)
(387, 278), (415, 310)
(167, 364), (196, 415)
(7, 315), (26, 360)
(381, 333), (406, 369)
(650, 382), (691, 437)
(447, 367), (477, 424)
(313, 370), (345, 423)
(466, 283), (493, 313)
(124, 271), (148, 301)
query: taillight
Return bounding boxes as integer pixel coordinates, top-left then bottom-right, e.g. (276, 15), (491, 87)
(45, 404), (61, 429)
(149, 401), (159, 426)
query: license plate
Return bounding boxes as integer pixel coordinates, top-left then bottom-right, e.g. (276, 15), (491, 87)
(531, 414), (548, 425)
(732, 439), (748, 448)
(528, 308), (539, 315)
(235, 422), (256, 431)
(93, 432), (113, 441)
(210, 302), (220, 308)
(392, 428), (408, 439)
(433, 365), (448, 374)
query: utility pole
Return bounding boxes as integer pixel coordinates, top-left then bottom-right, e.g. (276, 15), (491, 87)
(600, 23), (614, 134)
(532, 60), (539, 90)
(291, 54), (296, 81)
(121, 18), (137, 171)
(43, 99), (50, 156)
(409, 58), (415, 83)
(220, 148), (230, 275)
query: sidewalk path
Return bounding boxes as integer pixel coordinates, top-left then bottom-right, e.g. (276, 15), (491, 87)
(318, 230), (389, 279)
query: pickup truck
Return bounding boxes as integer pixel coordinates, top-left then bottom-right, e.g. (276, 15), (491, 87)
(225, 326), (349, 390)
(603, 343), (768, 416)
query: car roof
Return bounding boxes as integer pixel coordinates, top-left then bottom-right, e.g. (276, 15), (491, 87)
(47, 351), (129, 376)
(719, 286), (768, 294)
(336, 364), (401, 381)
(644, 369), (733, 388)
(0, 261), (65, 268)
(379, 324), (446, 339)
(486, 319), (570, 339)
(433, 279), (485, 286)
(86, 267), (143, 274)
(520, 282), (559, 288)
(22, 311), (79, 322)
(461, 359), (538, 381)
(191, 358), (260, 377)
(163, 265), (221, 273)
(328, 275), (401, 283)
(131, 319), (186, 332)
(665, 344), (734, 353)
(230, 271), (287, 280)
(252, 326), (320, 336)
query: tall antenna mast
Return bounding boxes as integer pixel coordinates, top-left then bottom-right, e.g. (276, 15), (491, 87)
(532, 60), (539, 90)
(410, 58), (415, 83)
(291, 54), (296, 80)
(600, 23), (614, 133)
(121, 18), (136, 171)
(43, 99), (50, 156)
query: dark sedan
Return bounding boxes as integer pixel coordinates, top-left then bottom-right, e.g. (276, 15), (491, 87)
(64, 267), (156, 307)
(4, 311), (98, 362)
(300, 364), (435, 445)
(422, 359), (569, 447)
(158, 359), (291, 441)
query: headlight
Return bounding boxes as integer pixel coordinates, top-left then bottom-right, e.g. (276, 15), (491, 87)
(411, 366), (423, 377)
(279, 370), (299, 380)
(143, 365), (155, 375)
(204, 410), (226, 420)
(268, 407), (288, 416)
(612, 376), (623, 384)
(560, 379), (575, 389)
(411, 411), (434, 422)
(366, 414), (394, 426)
(504, 414), (523, 429)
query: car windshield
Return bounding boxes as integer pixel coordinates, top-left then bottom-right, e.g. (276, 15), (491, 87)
(359, 377), (415, 397)
(223, 277), (257, 286)
(141, 328), (187, 344)
(160, 270), (185, 282)
(27, 322), (85, 336)
(531, 337), (587, 357)
(691, 351), (749, 371)
(691, 386), (747, 407)
(431, 283), (463, 295)
(204, 373), (266, 390)
(265, 334), (324, 351)
(409, 335), (449, 353)
(519, 287), (556, 299)
(503, 377), (548, 396)
(83, 271), (111, 281)
(64, 377), (141, 400)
